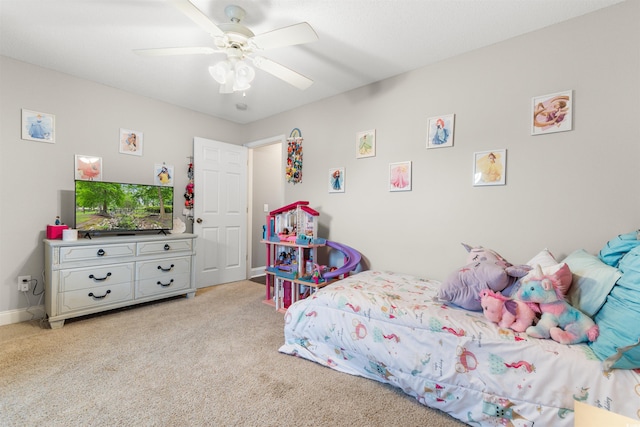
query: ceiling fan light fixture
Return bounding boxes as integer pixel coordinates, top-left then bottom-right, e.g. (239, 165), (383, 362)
(234, 60), (255, 85)
(210, 58), (255, 93)
(209, 61), (231, 84)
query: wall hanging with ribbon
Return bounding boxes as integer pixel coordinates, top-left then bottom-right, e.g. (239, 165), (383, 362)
(286, 128), (303, 184)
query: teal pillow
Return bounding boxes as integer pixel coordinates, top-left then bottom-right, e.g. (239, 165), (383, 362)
(563, 250), (622, 318)
(599, 230), (640, 267)
(589, 245), (640, 369)
(589, 286), (640, 369)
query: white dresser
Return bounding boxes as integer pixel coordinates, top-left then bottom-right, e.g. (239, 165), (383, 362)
(44, 233), (197, 329)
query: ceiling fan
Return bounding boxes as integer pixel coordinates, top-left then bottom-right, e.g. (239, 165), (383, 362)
(134, 0), (318, 93)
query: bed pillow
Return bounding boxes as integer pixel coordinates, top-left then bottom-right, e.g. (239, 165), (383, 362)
(588, 238), (640, 369)
(522, 249), (573, 295)
(598, 230), (640, 267)
(563, 249), (622, 318)
(590, 287), (640, 370)
(462, 243), (508, 265)
(590, 245), (640, 369)
(437, 261), (530, 311)
(526, 248), (560, 268)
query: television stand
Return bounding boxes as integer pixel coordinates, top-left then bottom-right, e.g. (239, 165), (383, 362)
(44, 233), (197, 328)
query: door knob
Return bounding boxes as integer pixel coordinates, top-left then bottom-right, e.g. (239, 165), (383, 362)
(196, 218), (203, 223)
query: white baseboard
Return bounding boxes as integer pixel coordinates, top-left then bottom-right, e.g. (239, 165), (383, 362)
(250, 266), (266, 278)
(0, 306), (45, 326)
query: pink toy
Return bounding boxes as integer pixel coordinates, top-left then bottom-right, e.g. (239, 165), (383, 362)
(312, 264), (323, 284)
(479, 289), (539, 332)
(518, 265), (599, 345)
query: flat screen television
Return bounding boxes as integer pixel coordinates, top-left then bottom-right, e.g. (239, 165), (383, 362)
(74, 180), (173, 236)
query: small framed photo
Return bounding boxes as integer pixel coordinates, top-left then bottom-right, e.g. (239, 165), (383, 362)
(75, 155), (102, 181)
(356, 129), (376, 158)
(22, 109), (55, 143)
(154, 164), (174, 186)
(531, 90), (573, 135)
(328, 167), (345, 193)
(473, 149), (506, 186)
(119, 128), (143, 156)
(389, 161), (412, 192)
(426, 113), (455, 148)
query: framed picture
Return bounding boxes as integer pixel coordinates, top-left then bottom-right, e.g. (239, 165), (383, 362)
(531, 90), (573, 135)
(389, 161), (412, 192)
(356, 129), (376, 158)
(22, 109), (55, 143)
(75, 155), (102, 181)
(473, 149), (506, 186)
(119, 128), (143, 156)
(328, 167), (345, 193)
(154, 164), (174, 186)
(426, 113), (455, 148)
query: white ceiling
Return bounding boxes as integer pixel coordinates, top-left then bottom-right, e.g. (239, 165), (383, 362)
(0, 0), (625, 124)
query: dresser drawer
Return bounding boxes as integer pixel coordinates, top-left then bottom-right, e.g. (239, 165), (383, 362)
(137, 239), (192, 256)
(136, 273), (191, 298)
(59, 263), (134, 292)
(58, 282), (133, 314)
(136, 256), (191, 280)
(59, 243), (136, 263)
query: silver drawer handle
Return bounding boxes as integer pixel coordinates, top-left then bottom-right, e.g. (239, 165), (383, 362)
(88, 290), (111, 300)
(157, 264), (174, 272)
(89, 272), (112, 282)
(157, 279), (174, 287)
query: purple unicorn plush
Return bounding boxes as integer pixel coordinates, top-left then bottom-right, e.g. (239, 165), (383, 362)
(518, 265), (599, 345)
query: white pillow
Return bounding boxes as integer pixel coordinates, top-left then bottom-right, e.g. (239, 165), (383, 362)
(526, 248), (559, 268)
(523, 249), (573, 295)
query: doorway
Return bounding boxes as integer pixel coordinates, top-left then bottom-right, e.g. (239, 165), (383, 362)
(245, 135), (285, 278)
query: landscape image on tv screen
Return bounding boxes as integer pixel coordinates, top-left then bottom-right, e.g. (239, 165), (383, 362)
(75, 180), (173, 233)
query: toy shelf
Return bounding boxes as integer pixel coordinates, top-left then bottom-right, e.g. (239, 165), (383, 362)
(261, 239), (325, 311)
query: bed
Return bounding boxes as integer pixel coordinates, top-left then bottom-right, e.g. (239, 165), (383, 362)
(280, 235), (640, 426)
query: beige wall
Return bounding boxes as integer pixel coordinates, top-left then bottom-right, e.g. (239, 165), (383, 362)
(1, 1), (638, 323)
(243, 1), (640, 280)
(0, 57), (242, 320)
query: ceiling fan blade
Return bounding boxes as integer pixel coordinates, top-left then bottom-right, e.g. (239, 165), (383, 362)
(134, 47), (218, 56)
(171, 0), (225, 39)
(250, 22), (318, 50)
(252, 56), (313, 90)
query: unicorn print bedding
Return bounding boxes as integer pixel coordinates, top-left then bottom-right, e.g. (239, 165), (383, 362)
(279, 270), (640, 426)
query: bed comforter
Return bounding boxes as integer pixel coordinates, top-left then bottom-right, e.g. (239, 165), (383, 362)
(279, 270), (640, 426)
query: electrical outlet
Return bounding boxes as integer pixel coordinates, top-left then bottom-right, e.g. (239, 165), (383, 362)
(18, 275), (31, 292)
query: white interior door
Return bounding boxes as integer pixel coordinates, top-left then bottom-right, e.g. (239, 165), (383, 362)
(193, 137), (247, 287)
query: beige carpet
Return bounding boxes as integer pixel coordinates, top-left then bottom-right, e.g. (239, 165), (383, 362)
(0, 280), (465, 426)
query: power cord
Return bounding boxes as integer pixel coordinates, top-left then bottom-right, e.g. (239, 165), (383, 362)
(21, 276), (45, 323)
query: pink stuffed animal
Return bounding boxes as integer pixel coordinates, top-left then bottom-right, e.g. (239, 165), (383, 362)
(479, 289), (539, 332)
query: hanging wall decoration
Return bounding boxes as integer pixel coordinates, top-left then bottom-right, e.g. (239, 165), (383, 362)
(531, 90), (573, 135)
(74, 155), (102, 181)
(286, 128), (303, 184)
(119, 128), (143, 156)
(328, 167), (345, 193)
(356, 129), (376, 158)
(389, 161), (412, 192)
(183, 159), (194, 219)
(22, 109), (55, 143)
(473, 149), (507, 186)
(426, 114), (455, 148)
(154, 163), (174, 186)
